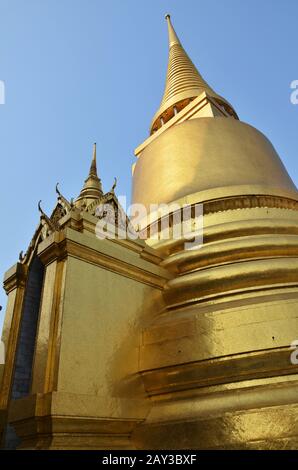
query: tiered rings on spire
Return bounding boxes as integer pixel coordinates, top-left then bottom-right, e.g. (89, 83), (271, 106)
(150, 15), (237, 134)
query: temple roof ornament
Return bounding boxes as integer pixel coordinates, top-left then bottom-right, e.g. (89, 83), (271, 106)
(55, 182), (73, 211)
(75, 143), (103, 207)
(18, 145), (125, 265)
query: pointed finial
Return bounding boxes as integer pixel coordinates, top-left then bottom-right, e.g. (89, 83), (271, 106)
(89, 142), (97, 177)
(165, 14), (181, 47)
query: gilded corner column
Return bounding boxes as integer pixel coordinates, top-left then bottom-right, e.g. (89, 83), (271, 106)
(0, 263), (27, 444)
(30, 233), (67, 394)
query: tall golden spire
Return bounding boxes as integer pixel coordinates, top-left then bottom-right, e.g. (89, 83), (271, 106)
(150, 15), (236, 133)
(75, 143), (103, 207)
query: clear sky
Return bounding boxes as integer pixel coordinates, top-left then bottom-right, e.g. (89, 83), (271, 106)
(0, 0), (297, 328)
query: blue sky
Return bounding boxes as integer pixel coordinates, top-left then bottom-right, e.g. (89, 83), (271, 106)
(0, 0), (297, 328)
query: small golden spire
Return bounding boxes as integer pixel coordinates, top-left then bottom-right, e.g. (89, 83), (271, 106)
(89, 142), (97, 177)
(75, 143), (103, 208)
(150, 15), (237, 133)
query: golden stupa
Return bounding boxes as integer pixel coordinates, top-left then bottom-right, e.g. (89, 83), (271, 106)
(0, 16), (298, 449)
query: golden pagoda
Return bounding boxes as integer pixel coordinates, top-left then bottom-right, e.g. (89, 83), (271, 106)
(0, 15), (298, 449)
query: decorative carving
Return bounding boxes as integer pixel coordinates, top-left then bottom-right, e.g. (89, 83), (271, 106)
(203, 194), (298, 215)
(55, 183), (72, 211)
(51, 203), (67, 228)
(140, 194), (298, 239)
(38, 201), (55, 232)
